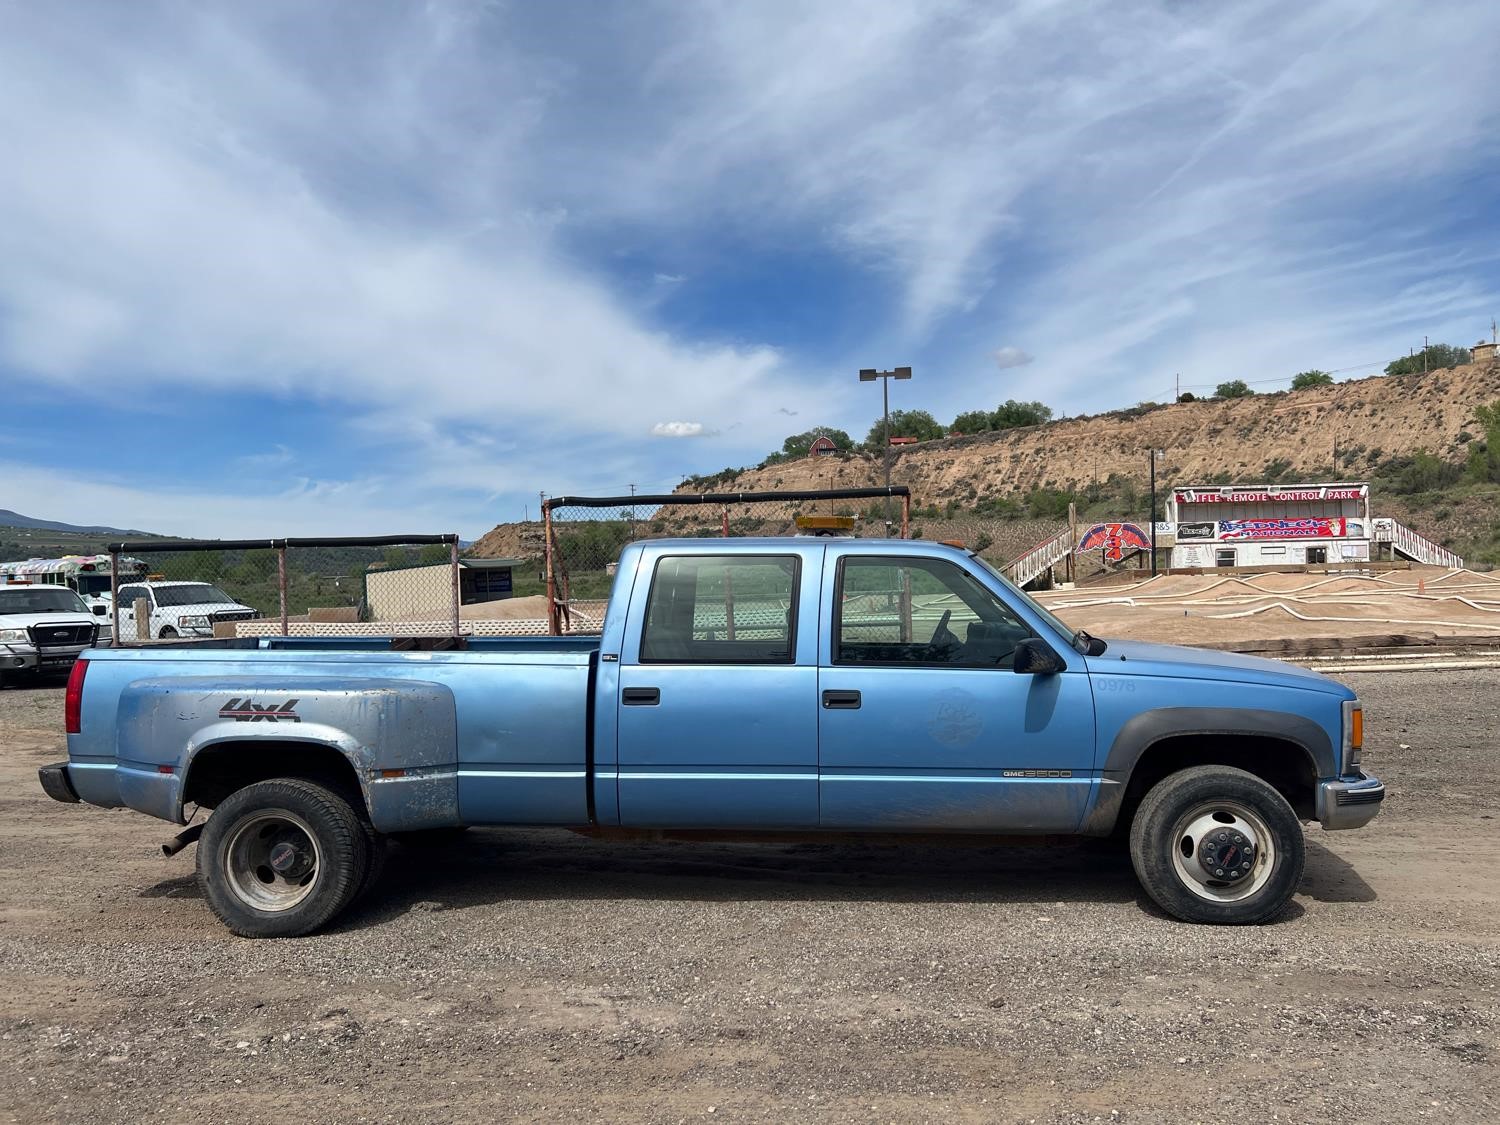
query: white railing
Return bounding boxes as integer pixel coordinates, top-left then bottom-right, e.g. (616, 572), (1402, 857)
(1004, 527), (1075, 587)
(1373, 518), (1464, 568)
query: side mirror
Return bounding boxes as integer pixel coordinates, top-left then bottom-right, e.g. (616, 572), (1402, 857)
(1013, 637), (1065, 675)
(91, 604), (107, 615)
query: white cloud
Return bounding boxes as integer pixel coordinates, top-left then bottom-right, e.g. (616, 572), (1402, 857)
(992, 347), (1033, 370)
(0, 5), (813, 459)
(651, 421), (708, 438)
(2, 1), (1499, 537)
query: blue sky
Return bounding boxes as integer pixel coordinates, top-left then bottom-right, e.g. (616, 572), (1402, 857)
(2, 1), (1499, 538)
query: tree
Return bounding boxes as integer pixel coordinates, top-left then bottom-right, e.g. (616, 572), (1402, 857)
(1177, 392), (1196, 403)
(990, 399), (1053, 429)
(417, 544), (451, 565)
(865, 409), (944, 450)
(950, 409), (992, 434)
(1468, 399), (1500, 484)
(1215, 380), (1253, 399)
(778, 426), (854, 459)
(1290, 370), (1332, 390)
(1385, 344), (1471, 376)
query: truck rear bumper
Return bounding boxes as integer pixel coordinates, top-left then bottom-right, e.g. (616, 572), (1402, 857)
(1316, 773), (1385, 830)
(38, 762), (80, 804)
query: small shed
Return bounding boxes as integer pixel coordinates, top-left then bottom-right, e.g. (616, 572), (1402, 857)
(1473, 340), (1497, 365)
(364, 557), (525, 621)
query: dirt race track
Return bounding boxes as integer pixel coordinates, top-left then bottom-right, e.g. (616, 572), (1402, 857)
(1, 672), (1498, 1124)
(1035, 567), (1500, 648)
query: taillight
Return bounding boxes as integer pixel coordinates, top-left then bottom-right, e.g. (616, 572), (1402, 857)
(65, 658), (88, 734)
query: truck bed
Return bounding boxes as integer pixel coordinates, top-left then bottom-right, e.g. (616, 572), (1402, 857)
(70, 638), (602, 830)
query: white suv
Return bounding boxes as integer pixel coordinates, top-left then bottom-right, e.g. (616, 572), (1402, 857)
(0, 583), (100, 685)
(114, 581), (258, 641)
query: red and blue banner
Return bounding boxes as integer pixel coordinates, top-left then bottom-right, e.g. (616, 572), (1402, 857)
(1218, 517), (1346, 540)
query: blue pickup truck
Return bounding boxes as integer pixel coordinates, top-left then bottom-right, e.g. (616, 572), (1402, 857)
(40, 537), (1383, 937)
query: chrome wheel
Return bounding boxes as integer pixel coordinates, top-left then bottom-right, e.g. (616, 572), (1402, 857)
(1168, 799), (1277, 903)
(222, 809), (323, 913)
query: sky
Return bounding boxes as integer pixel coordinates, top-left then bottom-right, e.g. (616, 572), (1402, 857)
(1, 0), (1498, 538)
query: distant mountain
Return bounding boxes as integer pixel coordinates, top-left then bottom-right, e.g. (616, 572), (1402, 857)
(0, 510), (150, 536)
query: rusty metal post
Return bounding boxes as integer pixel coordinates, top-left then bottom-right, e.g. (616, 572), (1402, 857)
(544, 499), (559, 636)
(109, 549), (121, 648)
(722, 507), (730, 537)
(450, 537), (462, 638)
(277, 545), (289, 635)
(900, 492), (910, 539)
(899, 565), (913, 644)
(723, 567), (735, 641)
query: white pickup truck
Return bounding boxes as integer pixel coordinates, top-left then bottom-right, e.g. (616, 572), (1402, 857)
(0, 583), (100, 685)
(113, 580), (258, 641)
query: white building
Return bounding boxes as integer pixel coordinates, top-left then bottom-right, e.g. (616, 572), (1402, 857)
(1166, 483), (1371, 569)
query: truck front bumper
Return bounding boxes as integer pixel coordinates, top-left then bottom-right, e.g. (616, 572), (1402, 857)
(2, 646), (88, 673)
(1316, 772), (1385, 830)
(38, 762), (80, 804)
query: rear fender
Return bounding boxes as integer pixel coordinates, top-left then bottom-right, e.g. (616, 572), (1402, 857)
(116, 676), (460, 831)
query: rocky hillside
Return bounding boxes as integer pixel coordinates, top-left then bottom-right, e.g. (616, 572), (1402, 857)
(689, 360), (1500, 503)
(471, 360), (1500, 566)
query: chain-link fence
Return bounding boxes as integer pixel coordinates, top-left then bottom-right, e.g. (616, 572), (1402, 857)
(542, 487), (912, 634)
(104, 535), (463, 644)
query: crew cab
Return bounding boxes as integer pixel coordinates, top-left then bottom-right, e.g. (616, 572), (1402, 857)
(114, 580), (257, 641)
(0, 583), (100, 686)
(40, 538), (1383, 937)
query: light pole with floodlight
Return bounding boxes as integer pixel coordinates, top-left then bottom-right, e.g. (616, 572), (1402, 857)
(859, 365), (911, 526)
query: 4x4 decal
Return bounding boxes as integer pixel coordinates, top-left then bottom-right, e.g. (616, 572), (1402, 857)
(219, 698), (301, 723)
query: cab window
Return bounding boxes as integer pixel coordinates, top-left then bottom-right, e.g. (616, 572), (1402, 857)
(639, 555), (798, 664)
(118, 586), (151, 609)
(834, 556), (1031, 667)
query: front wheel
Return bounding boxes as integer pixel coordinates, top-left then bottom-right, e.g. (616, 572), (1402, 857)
(197, 778), (369, 937)
(1129, 765), (1304, 925)
(158, 626), (179, 639)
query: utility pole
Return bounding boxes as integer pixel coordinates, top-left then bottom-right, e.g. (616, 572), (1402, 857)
(1148, 449), (1164, 577)
(1175, 372), (1180, 402)
(627, 483), (637, 540)
(859, 366), (912, 528)
(1423, 335), (1429, 374)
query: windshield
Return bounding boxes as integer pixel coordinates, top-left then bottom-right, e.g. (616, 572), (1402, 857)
(75, 575), (114, 596)
(153, 584), (237, 607)
(0, 587), (90, 614)
(968, 554), (1082, 643)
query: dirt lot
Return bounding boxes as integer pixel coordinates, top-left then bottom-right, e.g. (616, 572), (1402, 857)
(1, 673), (1497, 1124)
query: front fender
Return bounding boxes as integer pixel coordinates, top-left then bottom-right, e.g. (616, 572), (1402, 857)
(1080, 706), (1334, 836)
(116, 676), (460, 831)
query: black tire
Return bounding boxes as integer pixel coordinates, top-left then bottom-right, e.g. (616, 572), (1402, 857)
(197, 778), (369, 938)
(158, 626), (178, 639)
(390, 826), (470, 848)
(352, 815), (387, 903)
(1129, 765), (1304, 925)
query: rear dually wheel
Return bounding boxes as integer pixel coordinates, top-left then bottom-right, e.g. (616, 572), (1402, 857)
(197, 778), (368, 938)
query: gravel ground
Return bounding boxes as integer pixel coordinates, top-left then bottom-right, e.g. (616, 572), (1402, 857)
(0, 671), (1497, 1123)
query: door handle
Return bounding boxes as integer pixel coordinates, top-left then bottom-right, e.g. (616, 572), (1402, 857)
(622, 687), (660, 706)
(822, 689), (861, 710)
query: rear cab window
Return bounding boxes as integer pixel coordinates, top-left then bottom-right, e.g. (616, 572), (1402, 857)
(639, 555), (799, 664)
